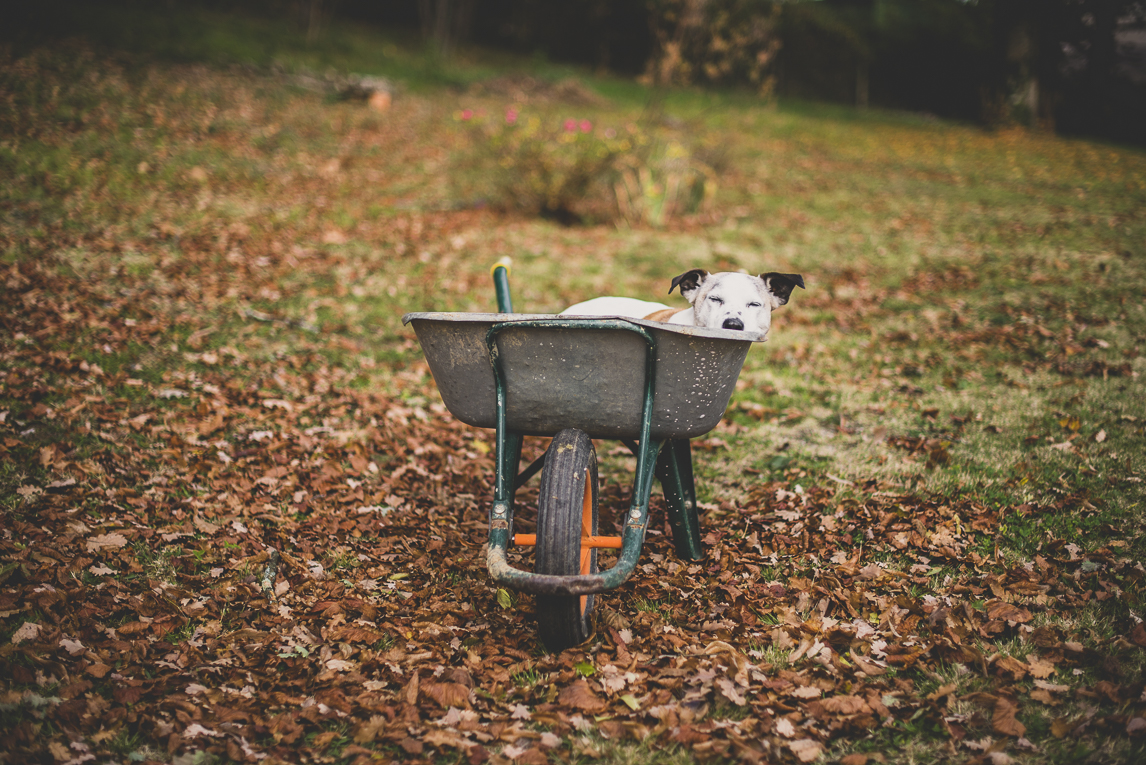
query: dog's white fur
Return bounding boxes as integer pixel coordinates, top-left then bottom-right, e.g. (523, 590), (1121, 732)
(561, 269), (804, 337)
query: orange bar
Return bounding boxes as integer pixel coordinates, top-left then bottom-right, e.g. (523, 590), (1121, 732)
(513, 534), (623, 549)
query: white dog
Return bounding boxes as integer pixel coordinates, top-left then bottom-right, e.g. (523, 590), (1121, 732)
(561, 269), (804, 336)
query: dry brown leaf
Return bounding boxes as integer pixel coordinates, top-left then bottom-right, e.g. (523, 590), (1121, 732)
(992, 696), (1026, 738)
(851, 653), (887, 676)
(403, 671), (420, 706)
(86, 663), (111, 678)
(926, 683), (958, 702)
(10, 622), (42, 645)
(194, 515), (221, 535)
(353, 716), (388, 745)
(1050, 717), (1074, 738)
(820, 695), (871, 715)
(992, 655), (1028, 681)
(558, 679), (606, 713)
(1026, 655), (1055, 679)
(423, 729), (469, 750)
(86, 532), (128, 552)
(789, 685), (822, 699)
(423, 682), (472, 709)
(986, 600), (1032, 623)
(789, 739), (823, 762)
(770, 627), (795, 651)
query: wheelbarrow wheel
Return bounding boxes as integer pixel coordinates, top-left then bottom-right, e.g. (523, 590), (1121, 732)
(535, 428), (598, 652)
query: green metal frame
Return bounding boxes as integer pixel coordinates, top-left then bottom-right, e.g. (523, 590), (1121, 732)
(656, 438), (704, 562)
(482, 264), (704, 597)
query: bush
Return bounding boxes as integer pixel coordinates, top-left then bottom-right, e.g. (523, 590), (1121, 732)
(452, 106), (715, 226)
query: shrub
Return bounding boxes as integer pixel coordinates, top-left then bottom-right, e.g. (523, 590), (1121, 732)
(452, 107), (715, 226)
(643, 0), (782, 96)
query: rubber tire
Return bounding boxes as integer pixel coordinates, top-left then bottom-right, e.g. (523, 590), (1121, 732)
(535, 428), (599, 652)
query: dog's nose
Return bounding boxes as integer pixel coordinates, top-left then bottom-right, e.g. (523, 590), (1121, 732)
(722, 318), (744, 330)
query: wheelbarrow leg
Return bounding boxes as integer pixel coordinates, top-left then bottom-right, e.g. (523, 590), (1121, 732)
(490, 431), (524, 546)
(656, 438), (704, 561)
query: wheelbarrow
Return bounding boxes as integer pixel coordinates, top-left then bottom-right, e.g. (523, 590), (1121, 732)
(402, 262), (765, 651)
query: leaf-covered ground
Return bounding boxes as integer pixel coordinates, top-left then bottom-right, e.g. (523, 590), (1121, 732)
(2, 15), (1146, 765)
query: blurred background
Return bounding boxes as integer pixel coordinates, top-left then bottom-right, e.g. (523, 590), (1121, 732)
(7, 0), (1145, 146)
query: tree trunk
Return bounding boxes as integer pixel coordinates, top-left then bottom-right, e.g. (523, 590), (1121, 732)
(418, 0), (473, 59)
(307, 0), (323, 44)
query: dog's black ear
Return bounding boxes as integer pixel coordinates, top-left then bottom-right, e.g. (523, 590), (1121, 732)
(760, 272), (805, 306)
(669, 269), (709, 299)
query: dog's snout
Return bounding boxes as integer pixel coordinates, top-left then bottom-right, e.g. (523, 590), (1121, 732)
(722, 318), (745, 331)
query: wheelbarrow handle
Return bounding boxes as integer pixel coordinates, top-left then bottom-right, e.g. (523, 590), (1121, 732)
(491, 258), (513, 313)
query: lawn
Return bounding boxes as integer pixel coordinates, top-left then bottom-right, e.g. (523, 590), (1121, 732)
(2, 7), (1145, 764)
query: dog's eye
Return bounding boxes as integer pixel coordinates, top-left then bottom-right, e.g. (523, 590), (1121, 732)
(708, 296), (723, 305)
(748, 302), (762, 308)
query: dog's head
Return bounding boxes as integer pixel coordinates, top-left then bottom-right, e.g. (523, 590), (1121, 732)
(669, 269), (805, 334)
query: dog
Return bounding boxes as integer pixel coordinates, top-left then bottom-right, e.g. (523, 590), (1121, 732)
(560, 269), (804, 336)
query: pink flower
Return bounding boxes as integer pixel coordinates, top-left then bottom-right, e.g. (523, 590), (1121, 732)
(580, 120), (592, 133)
(505, 109), (518, 125)
(461, 109), (474, 121)
(564, 119), (577, 132)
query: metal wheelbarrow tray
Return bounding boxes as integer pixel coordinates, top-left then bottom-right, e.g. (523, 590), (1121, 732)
(404, 288), (764, 651)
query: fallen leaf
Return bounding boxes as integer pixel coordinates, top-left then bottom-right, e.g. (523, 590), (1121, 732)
(59, 637), (85, 655)
(986, 600), (1032, 624)
(86, 663), (111, 678)
(789, 685), (822, 699)
(423, 729), (469, 750)
(821, 695), (872, 714)
(1026, 655), (1055, 679)
(10, 622), (41, 644)
(558, 679), (606, 713)
(194, 515), (220, 534)
(402, 671), (420, 706)
(715, 677), (746, 705)
(1050, 717), (1074, 738)
(1130, 623), (1146, 648)
(86, 532), (128, 552)
(992, 696), (1026, 737)
(851, 653), (887, 676)
(789, 739), (823, 762)
(992, 655), (1028, 681)
(353, 716), (388, 745)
